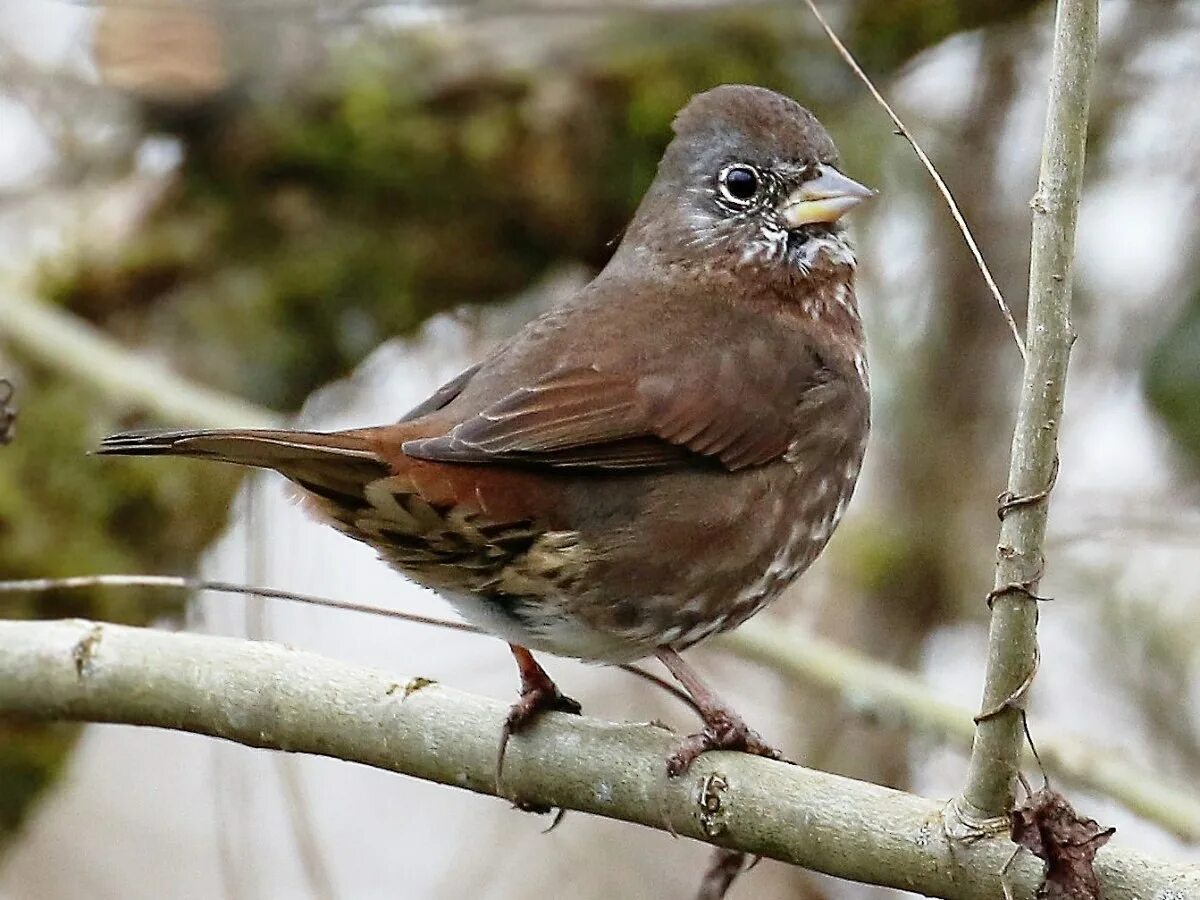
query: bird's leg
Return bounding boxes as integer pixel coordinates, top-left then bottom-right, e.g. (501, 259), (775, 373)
(657, 648), (785, 777)
(496, 645), (582, 783)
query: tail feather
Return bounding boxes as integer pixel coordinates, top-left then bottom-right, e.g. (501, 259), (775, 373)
(98, 428), (394, 525)
(98, 428), (380, 468)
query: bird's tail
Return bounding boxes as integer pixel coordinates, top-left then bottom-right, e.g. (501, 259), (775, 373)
(98, 427), (380, 468)
(98, 428), (393, 516)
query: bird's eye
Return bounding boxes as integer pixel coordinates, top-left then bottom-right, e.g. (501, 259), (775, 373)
(718, 165), (760, 205)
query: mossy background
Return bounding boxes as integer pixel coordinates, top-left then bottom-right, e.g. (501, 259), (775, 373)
(1147, 294), (1200, 469)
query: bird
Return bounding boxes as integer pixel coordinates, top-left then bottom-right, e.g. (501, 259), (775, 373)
(100, 84), (875, 778)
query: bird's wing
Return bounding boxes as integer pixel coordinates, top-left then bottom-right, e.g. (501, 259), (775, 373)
(398, 363), (481, 421)
(401, 357), (827, 472)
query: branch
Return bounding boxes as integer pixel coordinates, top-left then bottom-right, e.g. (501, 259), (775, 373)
(961, 0), (1098, 819)
(0, 574), (699, 711)
(724, 623), (1200, 841)
(1, 619), (1196, 898)
(0, 288), (280, 429)
(6, 573), (1200, 839)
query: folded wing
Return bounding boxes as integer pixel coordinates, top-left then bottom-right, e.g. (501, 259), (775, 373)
(402, 360), (819, 472)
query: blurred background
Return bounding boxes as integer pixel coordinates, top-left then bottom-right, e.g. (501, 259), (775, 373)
(1, 0), (1199, 897)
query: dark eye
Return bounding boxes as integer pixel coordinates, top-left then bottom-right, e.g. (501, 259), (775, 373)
(718, 165), (760, 205)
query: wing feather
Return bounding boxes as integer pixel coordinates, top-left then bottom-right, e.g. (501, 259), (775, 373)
(402, 361), (806, 472)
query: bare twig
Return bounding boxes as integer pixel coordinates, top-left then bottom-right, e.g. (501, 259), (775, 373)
(960, 0), (1097, 821)
(799, 0), (1026, 360)
(0, 573), (476, 630)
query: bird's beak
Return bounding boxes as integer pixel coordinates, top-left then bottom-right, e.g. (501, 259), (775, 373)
(779, 165), (876, 227)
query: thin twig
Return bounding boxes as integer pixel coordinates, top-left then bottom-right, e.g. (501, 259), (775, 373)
(0, 574), (476, 631)
(0, 574), (699, 715)
(800, 0), (1026, 360)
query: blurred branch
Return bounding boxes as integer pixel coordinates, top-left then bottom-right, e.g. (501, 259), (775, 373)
(960, 0), (1097, 821)
(1, 618), (1197, 898)
(0, 291), (280, 428)
(722, 622), (1200, 842)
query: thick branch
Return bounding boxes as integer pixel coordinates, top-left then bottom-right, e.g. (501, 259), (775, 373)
(961, 0), (1097, 819)
(0, 619), (1196, 898)
(4, 573), (1199, 838)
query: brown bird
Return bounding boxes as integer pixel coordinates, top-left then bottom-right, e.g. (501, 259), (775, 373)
(101, 84), (874, 776)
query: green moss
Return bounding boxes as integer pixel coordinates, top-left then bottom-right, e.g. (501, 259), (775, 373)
(0, 373), (238, 847)
(850, 0), (1042, 73)
(42, 14), (827, 411)
(1146, 294), (1200, 466)
(837, 517), (920, 599)
(0, 374), (237, 618)
(0, 723), (77, 848)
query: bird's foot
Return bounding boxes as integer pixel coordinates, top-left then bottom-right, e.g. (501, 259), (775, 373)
(498, 680), (581, 817)
(666, 706), (784, 777)
(500, 681), (582, 760)
(497, 646), (582, 791)
(655, 647), (787, 777)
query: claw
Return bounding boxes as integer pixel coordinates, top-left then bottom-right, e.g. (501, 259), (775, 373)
(656, 647), (787, 777)
(497, 680), (582, 782)
(666, 709), (784, 777)
(496, 645), (582, 801)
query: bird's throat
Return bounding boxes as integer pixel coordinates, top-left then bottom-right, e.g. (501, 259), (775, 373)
(784, 227), (856, 274)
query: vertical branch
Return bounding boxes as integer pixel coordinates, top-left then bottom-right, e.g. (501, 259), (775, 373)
(959, 0), (1098, 820)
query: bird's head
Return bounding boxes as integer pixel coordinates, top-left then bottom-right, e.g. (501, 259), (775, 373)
(621, 85), (874, 277)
